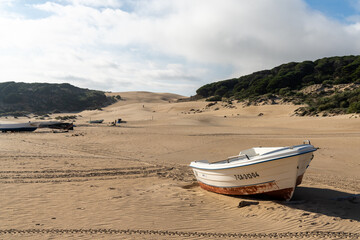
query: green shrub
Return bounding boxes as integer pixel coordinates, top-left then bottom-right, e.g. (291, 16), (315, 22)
(340, 101), (349, 108)
(279, 87), (291, 96)
(348, 101), (360, 113)
(322, 80), (333, 85)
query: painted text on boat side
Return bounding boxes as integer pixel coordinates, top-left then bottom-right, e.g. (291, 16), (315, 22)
(234, 172), (260, 180)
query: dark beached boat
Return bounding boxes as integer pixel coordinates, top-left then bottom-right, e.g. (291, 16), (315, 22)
(0, 122), (38, 132)
(88, 119), (104, 124)
(37, 121), (74, 130)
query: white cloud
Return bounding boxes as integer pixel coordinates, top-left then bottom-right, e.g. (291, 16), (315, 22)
(0, 0), (14, 6)
(1, 0), (360, 96)
(64, 0), (123, 8)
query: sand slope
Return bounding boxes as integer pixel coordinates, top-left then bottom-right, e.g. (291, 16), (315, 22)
(0, 91), (359, 239)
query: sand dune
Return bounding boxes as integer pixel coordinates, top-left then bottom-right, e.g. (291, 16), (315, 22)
(0, 91), (359, 239)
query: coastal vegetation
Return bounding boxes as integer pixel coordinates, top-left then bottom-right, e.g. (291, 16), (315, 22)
(196, 55), (360, 115)
(0, 82), (117, 116)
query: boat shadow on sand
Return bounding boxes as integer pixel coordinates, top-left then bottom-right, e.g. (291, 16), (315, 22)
(235, 186), (360, 222)
(284, 186), (360, 222)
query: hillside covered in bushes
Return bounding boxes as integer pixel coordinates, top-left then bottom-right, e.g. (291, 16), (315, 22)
(196, 55), (360, 115)
(0, 82), (117, 116)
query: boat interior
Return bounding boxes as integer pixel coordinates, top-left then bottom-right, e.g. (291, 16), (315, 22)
(192, 141), (313, 166)
(198, 147), (289, 165)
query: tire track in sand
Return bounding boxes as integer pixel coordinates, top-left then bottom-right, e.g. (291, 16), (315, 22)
(0, 229), (358, 239)
(0, 165), (173, 184)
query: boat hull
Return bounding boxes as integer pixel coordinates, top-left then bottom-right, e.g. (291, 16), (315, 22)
(198, 181), (296, 200)
(1, 127), (37, 132)
(0, 122), (37, 132)
(37, 121), (74, 130)
(191, 151), (314, 201)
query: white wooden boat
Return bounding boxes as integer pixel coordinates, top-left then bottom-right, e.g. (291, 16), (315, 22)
(0, 122), (38, 132)
(189, 141), (317, 201)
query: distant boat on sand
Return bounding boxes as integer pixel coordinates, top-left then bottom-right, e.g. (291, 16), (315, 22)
(88, 119), (104, 124)
(36, 121), (74, 130)
(0, 121), (74, 132)
(0, 122), (38, 132)
(190, 141), (317, 201)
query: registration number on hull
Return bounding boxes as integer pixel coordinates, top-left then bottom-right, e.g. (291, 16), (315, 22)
(234, 172), (260, 180)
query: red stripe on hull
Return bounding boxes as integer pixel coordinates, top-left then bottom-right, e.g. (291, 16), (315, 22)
(198, 181), (294, 201)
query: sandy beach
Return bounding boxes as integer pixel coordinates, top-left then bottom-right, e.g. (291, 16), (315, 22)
(0, 91), (359, 239)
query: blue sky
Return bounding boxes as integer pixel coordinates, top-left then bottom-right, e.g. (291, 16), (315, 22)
(1, 0), (360, 96)
(305, 0), (359, 22)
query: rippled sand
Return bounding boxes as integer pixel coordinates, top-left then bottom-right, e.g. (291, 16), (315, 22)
(0, 91), (359, 239)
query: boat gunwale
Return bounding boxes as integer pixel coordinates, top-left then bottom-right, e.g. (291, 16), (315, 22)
(259, 144), (309, 156)
(190, 148), (316, 170)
